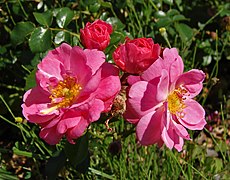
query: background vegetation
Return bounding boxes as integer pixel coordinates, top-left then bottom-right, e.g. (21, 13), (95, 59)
(0, 0), (230, 179)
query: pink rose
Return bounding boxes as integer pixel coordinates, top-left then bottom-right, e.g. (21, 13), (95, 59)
(22, 43), (121, 145)
(113, 38), (161, 74)
(80, 19), (113, 51)
(125, 48), (206, 151)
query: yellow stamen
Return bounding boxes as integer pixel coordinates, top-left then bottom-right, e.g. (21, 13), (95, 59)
(41, 76), (82, 114)
(167, 87), (187, 115)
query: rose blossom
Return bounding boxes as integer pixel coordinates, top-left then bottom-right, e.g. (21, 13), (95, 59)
(80, 19), (113, 51)
(22, 43), (121, 145)
(125, 48), (206, 151)
(113, 38), (161, 74)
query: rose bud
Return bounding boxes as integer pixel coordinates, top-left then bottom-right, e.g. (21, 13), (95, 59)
(80, 19), (113, 51)
(113, 37), (161, 74)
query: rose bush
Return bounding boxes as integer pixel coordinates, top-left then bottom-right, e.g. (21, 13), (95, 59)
(113, 38), (161, 74)
(80, 19), (113, 51)
(22, 43), (121, 145)
(125, 48), (206, 151)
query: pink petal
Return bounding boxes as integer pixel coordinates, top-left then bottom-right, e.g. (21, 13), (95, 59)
(46, 43), (72, 64)
(136, 107), (164, 145)
(163, 48), (184, 75)
(178, 99), (206, 130)
(176, 69), (205, 98)
(88, 99), (105, 122)
(124, 100), (141, 124)
(161, 127), (174, 150)
(167, 49), (184, 83)
(37, 57), (64, 81)
(22, 103), (57, 123)
(155, 69), (169, 102)
(84, 49), (105, 75)
(127, 75), (141, 86)
(94, 63), (121, 108)
(174, 136), (184, 152)
(23, 87), (50, 106)
(69, 46), (92, 85)
(39, 126), (63, 145)
(66, 118), (89, 143)
(141, 56), (164, 81)
(126, 81), (159, 117)
(171, 120), (190, 140)
(56, 110), (82, 134)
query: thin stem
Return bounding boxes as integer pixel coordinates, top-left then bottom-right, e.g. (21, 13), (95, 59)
(49, 28), (80, 39)
(17, 0), (28, 19)
(0, 115), (18, 128)
(0, 94), (16, 119)
(5, 2), (16, 25)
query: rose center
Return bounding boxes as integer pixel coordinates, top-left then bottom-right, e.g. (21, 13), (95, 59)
(167, 88), (187, 115)
(49, 76), (82, 108)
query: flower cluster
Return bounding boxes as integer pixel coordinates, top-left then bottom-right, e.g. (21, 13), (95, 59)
(22, 19), (206, 151)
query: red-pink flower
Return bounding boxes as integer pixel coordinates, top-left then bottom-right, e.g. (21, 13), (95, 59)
(22, 43), (121, 145)
(113, 38), (161, 74)
(80, 19), (113, 51)
(125, 48), (206, 151)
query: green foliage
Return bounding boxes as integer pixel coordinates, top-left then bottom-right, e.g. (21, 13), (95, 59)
(0, 0), (229, 179)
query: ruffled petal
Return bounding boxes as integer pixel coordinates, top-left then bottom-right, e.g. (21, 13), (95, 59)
(84, 49), (105, 75)
(39, 126), (62, 145)
(178, 99), (206, 130)
(176, 69), (205, 98)
(126, 81), (159, 117)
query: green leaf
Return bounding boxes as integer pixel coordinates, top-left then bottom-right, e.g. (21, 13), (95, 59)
(167, 9), (180, 17)
(33, 11), (53, 27)
(172, 15), (188, 22)
(54, 31), (70, 44)
(110, 31), (125, 45)
(64, 133), (88, 168)
(202, 55), (212, 66)
(163, 0), (173, 5)
(156, 17), (172, 28)
(29, 27), (51, 53)
(56, 7), (74, 28)
(154, 11), (166, 18)
(10, 22), (35, 46)
(175, 23), (194, 43)
(89, 3), (101, 13)
(25, 68), (37, 90)
(106, 17), (125, 30)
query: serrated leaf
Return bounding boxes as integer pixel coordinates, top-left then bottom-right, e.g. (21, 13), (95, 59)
(175, 23), (194, 43)
(64, 133), (88, 168)
(29, 27), (51, 53)
(33, 11), (53, 26)
(10, 22), (35, 46)
(56, 7), (74, 28)
(54, 31), (70, 44)
(25, 68), (37, 90)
